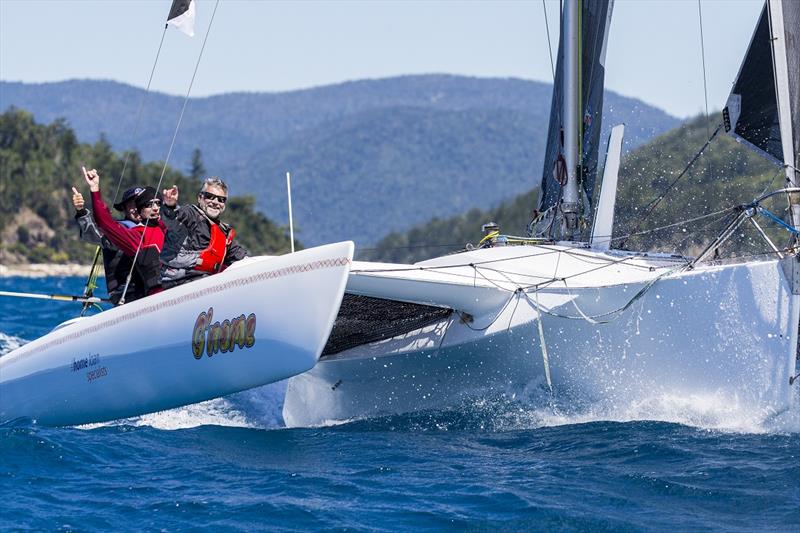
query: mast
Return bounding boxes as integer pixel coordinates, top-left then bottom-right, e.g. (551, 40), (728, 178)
(724, 0), (800, 240)
(535, 0), (611, 242)
(561, 0), (581, 239)
(767, 0), (800, 235)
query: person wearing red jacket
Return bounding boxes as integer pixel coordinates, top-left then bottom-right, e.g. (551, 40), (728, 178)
(82, 167), (166, 302)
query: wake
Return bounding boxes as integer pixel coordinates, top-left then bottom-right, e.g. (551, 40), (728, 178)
(3, 330), (797, 434)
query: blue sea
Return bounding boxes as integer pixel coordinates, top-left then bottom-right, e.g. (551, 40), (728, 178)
(1, 277), (798, 532)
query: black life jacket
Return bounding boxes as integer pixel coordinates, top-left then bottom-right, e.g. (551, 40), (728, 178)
(102, 242), (161, 304)
(135, 247), (163, 296)
(102, 248), (141, 304)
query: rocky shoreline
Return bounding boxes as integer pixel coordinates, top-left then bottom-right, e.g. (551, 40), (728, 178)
(0, 264), (96, 278)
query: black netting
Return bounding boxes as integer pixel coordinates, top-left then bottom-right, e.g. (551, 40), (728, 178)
(321, 294), (453, 357)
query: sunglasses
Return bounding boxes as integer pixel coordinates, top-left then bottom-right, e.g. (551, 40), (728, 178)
(144, 199), (161, 208)
(199, 191), (227, 204)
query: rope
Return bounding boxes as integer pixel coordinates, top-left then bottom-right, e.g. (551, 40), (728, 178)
(80, 246), (103, 316)
(758, 206), (800, 235)
(457, 288), (519, 332)
(359, 207), (736, 259)
(120, 0), (221, 305)
(351, 188), (789, 312)
(523, 264), (685, 323)
(533, 289), (553, 394)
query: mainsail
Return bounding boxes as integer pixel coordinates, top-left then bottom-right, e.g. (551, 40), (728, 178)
(724, 0), (799, 184)
(537, 0), (614, 220)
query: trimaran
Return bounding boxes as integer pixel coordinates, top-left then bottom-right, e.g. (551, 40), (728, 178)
(282, 0), (800, 426)
(2, 0), (798, 427)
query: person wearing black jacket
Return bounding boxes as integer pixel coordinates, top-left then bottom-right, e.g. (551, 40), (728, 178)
(72, 184), (146, 304)
(160, 177), (248, 288)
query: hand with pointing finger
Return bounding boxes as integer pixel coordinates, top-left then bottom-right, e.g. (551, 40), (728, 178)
(71, 186), (85, 211)
(82, 166), (100, 192)
(163, 185), (179, 207)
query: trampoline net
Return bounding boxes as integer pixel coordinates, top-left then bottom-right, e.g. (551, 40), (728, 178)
(321, 294), (453, 357)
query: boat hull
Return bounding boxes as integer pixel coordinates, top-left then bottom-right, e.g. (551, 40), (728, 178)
(283, 247), (799, 426)
(0, 242), (353, 427)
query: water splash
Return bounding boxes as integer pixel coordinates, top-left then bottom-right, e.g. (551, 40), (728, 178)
(80, 381), (289, 431)
(0, 332), (27, 356)
(325, 381), (800, 435)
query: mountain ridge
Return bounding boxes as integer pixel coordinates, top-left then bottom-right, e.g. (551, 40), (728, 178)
(1, 75), (680, 245)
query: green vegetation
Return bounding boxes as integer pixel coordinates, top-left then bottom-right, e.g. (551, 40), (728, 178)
(359, 191), (538, 262)
(613, 114), (779, 253)
(0, 109), (297, 264)
(364, 113), (784, 263)
(2, 77), (679, 247)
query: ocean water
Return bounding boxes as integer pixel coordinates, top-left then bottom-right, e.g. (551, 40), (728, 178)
(1, 277), (798, 531)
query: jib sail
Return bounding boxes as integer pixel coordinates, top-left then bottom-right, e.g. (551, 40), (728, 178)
(723, 0), (799, 184)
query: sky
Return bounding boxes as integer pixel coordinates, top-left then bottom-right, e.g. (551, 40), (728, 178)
(0, 0), (764, 118)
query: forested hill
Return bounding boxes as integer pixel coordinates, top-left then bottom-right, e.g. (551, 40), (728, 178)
(0, 76), (679, 246)
(364, 114), (780, 263)
(0, 109), (295, 265)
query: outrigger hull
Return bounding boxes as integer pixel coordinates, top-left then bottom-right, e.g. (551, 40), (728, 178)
(0, 241), (354, 427)
(283, 246), (799, 426)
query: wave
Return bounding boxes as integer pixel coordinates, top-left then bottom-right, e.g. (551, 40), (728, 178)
(0, 332), (27, 356)
(4, 319), (795, 434)
(311, 380), (800, 435)
(80, 381), (289, 431)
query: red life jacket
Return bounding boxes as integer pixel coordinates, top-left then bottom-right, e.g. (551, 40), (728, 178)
(196, 223), (236, 273)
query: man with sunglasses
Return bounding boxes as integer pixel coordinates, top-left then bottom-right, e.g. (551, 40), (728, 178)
(159, 177), (248, 288)
(81, 167), (167, 301)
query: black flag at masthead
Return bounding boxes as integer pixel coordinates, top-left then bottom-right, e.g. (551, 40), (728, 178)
(167, 0), (196, 37)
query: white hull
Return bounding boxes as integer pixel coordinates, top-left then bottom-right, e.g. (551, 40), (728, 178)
(283, 245), (799, 426)
(0, 241), (354, 426)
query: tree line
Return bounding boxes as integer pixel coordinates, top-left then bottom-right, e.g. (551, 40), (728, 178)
(0, 109), (297, 264)
(361, 113), (783, 263)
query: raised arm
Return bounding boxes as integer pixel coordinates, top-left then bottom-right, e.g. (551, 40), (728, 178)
(84, 167), (143, 256)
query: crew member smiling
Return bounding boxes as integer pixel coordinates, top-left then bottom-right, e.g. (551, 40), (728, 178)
(160, 177), (248, 288)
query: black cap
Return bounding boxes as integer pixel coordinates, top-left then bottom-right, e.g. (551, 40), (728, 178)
(134, 187), (159, 210)
(113, 187), (145, 211)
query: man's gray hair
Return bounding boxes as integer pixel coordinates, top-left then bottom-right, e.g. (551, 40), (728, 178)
(200, 176), (228, 194)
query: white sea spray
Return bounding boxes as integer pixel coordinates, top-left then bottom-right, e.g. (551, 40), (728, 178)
(0, 332), (27, 356)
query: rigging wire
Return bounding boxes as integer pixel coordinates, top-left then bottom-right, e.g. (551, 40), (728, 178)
(120, 0), (222, 305)
(697, 0), (714, 184)
(354, 205), (738, 268)
(80, 26), (169, 311)
(353, 189), (790, 325)
(617, 122), (722, 249)
(672, 209), (740, 251)
(542, 0), (556, 82)
(111, 27), (169, 205)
